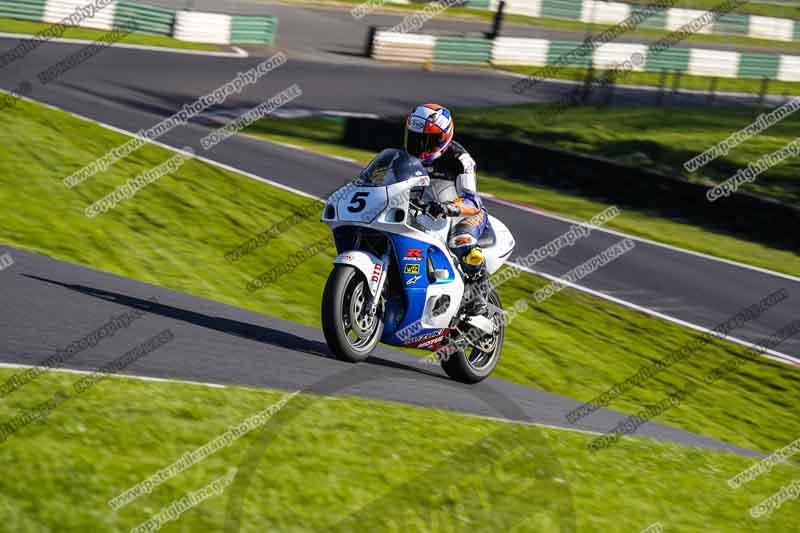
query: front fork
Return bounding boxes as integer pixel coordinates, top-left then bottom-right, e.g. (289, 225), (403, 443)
(367, 252), (391, 317)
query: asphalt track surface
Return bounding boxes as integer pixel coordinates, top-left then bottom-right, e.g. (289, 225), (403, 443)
(1, 36), (787, 118)
(0, 246), (763, 456)
(0, 37), (798, 453)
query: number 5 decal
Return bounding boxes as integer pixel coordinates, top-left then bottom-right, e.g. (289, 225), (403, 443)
(347, 191), (369, 212)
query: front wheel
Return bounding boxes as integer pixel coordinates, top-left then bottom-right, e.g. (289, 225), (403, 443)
(441, 289), (504, 384)
(322, 265), (384, 362)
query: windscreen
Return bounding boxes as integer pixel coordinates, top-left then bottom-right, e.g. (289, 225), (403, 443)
(358, 149), (428, 186)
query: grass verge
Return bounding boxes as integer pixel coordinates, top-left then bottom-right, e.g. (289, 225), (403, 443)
(0, 367), (798, 531)
(455, 101), (800, 207)
(501, 64), (800, 97)
(0, 17), (222, 51)
(1, 97), (800, 456)
(244, 115), (800, 277)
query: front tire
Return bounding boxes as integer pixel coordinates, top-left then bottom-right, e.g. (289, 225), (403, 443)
(322, 265), (384, 362)
(441, 289), (504, 384)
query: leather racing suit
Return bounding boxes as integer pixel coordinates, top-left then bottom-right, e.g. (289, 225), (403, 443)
(424, 141), (489, 310)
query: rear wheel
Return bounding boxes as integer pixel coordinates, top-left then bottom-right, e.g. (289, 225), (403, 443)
(322, 265), (384, 362)
(441, 289), (504, 384)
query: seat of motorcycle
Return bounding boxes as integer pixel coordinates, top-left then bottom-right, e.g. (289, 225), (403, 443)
(478, 220), (496, 248)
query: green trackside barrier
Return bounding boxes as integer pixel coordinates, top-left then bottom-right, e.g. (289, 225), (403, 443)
(633, 5), (668, 30)
(546, 40), (594, 68)
(113, 1), (176, 36)
(644, 46), (690, 72)
(713, 13), (749, 35)
(464, 0), (491, 8)
(230, 15), (278, 44)
(540, 0), (582, 21)
(738, 53), (781, 79)
(434, 36), (492, 64)
(0, 0), (47, 22)
(794, 20), (800, 41)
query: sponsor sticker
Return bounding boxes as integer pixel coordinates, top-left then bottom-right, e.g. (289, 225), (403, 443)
(371, 263), (383, 284)
(404, 248), (423, 261)
(404, 330), (447, 348)
(404, 264), (420, 274)
(409, 117), (426, 131)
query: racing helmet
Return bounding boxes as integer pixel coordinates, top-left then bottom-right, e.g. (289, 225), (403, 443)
(404, 103), (454, 164)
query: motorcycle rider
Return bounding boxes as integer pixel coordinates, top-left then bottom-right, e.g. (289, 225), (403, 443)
(403, 103), (489, 315)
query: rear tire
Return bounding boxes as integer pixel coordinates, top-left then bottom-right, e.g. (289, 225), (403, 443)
(322, 265), (384, 363)
(441, 289), (504, 384)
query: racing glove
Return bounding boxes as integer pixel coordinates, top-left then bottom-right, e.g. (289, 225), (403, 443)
(427, 201), (462, 218)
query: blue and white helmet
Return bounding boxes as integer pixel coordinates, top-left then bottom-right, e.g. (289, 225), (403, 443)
(404, 103), (454, 164)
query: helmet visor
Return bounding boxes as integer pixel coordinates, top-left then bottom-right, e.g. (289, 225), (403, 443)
(405, 129), (440, 159)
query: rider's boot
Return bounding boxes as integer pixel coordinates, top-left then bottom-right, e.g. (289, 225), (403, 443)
(462, 248), (489, 316)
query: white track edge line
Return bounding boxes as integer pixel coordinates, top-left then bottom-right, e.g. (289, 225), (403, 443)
(6, 90), (798, 367)
(0, 362), (601, 435)
(0, 32), (249, 58)
(510, 261), (800, 367)
(260, 137), (361, 164)
(0, 355), (745, 446)
(0, 362), (226, 388)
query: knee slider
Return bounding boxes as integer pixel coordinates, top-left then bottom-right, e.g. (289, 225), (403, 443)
(448, 234), (477, 249)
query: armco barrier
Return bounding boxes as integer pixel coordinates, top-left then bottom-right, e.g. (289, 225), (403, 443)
(492, 36), (550, 65)
(114, 1), (175, 36)
(230, 15), (278, 44)
(373, 31), (435, 62)
(778, 55), (800, 81)
(341, 116), (800, 251)
(370, 30), (800, 81)
(174, 11), (277, 44)
(713, 12), (749, 35)
(378, 0), (800, 43)
(174, 10), (231, 43)
(0, 0), (47, 22)
(503, 0), (542, 18)
(0, 1), (278, 45)
(464, 0), (493, 8)
(644, 46), (690, 72)
(434, 36), (492, 64)
(43, 0), (116, 31)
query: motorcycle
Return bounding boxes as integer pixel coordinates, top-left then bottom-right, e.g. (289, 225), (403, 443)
(320, 149), (515, 383)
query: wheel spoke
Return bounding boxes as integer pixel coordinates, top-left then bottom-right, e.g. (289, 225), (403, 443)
(341, 275), (381, 350)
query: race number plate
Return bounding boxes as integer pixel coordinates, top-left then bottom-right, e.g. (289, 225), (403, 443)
(335, 187), (388, 223)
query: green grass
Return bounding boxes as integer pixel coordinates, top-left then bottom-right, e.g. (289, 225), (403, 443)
(0, 367), (798, 532)
(2, 96), (800, 458)
(502, 64), (800, 96)
(0, 17), (222, 51)
(456, 101), (800, 206)
(243, 116), (800, 277)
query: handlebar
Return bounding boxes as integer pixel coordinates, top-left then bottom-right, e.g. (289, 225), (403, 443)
(411, 200), (435, 217)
